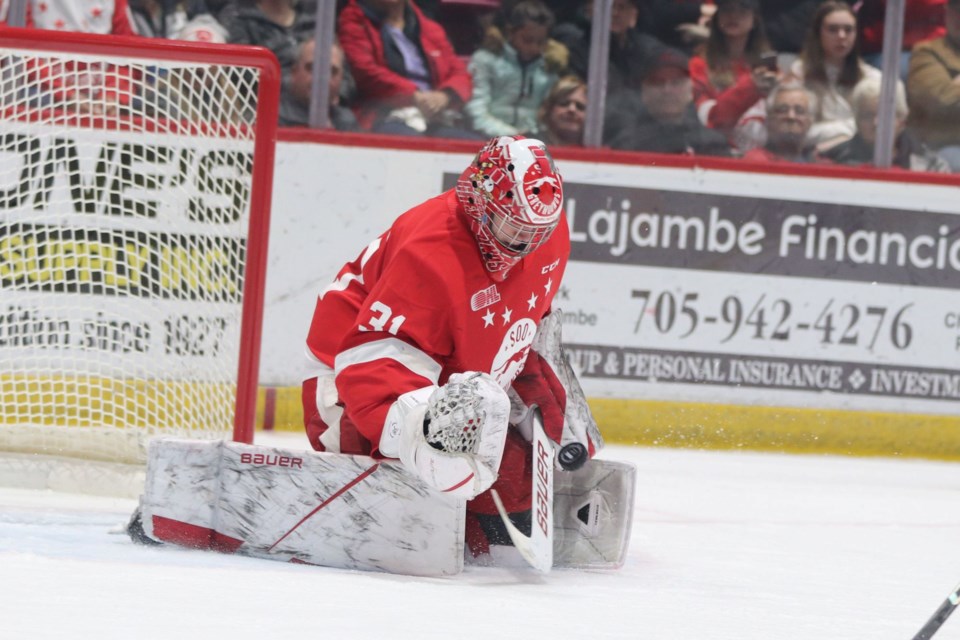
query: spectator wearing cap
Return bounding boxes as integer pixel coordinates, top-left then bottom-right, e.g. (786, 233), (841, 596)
(822, 76), (949, 172)
(907, 0), (960, 170)
(690, 0), (779, 153)
(531, 74), (587, 146)
(787, 1), (881, 150)
(552, 0), (664, 96)
(743, 82), (828, 163)
(606, 47), (731, 156)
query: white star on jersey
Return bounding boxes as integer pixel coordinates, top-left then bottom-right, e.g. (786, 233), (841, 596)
(482, 309), (495, 327)
(501, 307), (513, 324)
(544, 278), (553, 295)
(527, 292), (538, 310)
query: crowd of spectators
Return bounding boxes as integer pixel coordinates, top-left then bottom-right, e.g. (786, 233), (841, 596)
(3, 0), (960, 174)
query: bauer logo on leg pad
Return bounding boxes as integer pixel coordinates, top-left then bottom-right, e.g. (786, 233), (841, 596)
(239, 452), (304, 468)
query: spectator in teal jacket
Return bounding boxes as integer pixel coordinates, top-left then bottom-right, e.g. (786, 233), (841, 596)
(466, 0), (560, 137)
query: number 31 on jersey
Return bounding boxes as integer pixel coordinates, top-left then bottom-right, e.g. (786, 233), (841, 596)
(360, 301), (406, 335)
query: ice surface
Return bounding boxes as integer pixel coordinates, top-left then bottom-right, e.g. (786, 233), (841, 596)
(1, 433), (958, 640)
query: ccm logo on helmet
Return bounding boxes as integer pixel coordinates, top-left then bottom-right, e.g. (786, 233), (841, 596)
(239, 452), (303, 468)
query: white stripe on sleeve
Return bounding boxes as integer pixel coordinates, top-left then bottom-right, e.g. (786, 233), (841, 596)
(334, 337), (443, 385)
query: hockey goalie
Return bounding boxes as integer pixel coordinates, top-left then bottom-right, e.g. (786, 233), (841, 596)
(130, 136), (635, 576)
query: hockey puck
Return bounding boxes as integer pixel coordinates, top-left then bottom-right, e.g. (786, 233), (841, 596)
(558, 442), (588, 470)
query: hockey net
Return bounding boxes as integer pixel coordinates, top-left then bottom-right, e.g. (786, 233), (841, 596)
(0, 30), (280, 494)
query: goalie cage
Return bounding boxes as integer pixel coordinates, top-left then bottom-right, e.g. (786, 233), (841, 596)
(0, 28), (281, 497)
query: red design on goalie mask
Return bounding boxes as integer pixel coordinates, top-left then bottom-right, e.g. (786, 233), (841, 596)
(456, 136), (563, 281)
(521, 170), (562, 221)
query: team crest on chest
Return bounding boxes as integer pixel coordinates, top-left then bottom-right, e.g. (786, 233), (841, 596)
(490, 318), (537, 386)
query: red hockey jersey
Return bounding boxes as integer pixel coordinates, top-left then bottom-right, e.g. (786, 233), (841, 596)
(304, 188), (569, 455)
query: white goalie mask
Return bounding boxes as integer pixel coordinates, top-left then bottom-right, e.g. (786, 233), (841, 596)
(456, 136), (564, 280)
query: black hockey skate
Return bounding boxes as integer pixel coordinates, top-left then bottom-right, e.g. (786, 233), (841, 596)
(126, 506), (162, 546)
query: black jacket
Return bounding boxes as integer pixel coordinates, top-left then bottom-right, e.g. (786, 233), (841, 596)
(639, 0), (703, 52)
(760, 0), (819, 54)
(278, 92), (360, 131)
(607, 102), (731, 157)
(224, 6), (316, 71)
(552, 20), (664, 95)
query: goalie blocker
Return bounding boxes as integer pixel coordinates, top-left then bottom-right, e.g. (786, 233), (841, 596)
(131, 438), (635, 575)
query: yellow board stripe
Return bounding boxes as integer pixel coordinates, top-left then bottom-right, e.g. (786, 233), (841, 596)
(1, 374), (235, 431)
(588, 398), (960, 461)
(256, 386), (960, 462)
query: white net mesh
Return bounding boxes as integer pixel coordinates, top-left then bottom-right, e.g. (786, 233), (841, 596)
(0, 39), (272, 466)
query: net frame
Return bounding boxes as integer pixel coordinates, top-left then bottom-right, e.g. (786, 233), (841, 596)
(0, 28), (280, 467)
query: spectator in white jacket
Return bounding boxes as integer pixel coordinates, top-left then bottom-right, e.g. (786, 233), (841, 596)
(787, 0), (881, 150)
(465, 0), (560, 137)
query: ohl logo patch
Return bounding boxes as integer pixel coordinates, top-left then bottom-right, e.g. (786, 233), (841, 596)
(490, 318), (537, 387)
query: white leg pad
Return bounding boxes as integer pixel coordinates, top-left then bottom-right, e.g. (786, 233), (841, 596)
(139, 438), (466, 577)
(553, 458), (637, 569)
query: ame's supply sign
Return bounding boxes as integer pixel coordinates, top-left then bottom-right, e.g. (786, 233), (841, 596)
(0, 124), (253, 376)
(555, 181), (960, 415)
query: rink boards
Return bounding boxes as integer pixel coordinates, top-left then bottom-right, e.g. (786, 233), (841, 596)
(264, 134), (960, 459)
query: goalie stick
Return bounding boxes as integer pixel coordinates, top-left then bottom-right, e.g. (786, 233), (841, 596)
(911, 582), (960, 640)
(491, 409), (555, 573)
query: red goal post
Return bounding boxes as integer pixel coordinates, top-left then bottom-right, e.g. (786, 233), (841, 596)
(0, 28), (280, 483)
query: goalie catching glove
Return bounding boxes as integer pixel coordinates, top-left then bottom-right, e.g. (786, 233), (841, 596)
(380, 372), (510, 500)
